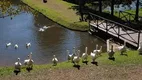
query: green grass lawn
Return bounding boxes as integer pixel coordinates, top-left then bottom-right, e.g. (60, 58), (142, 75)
(0, 50), (142, 77)
(22, 0), (89, 31)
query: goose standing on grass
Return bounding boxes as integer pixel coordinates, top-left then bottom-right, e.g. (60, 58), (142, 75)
(117, 41), (127, 55)
(138, 42), (142, 55)
(14, 58), (22, 75)
(26, 43), (31, 48)
(24, 55), (30, 65)
(90, 51), (97, 63)
(6, 43), (12, 47)
(82, 47), (88, 62)
(52, 55), (58, 66)
(108, 45), (115, 59)
(93, 44), (99, 56)
(67, 50), (73, 62)
(97, 46), (102, 56)
(27, 52), (34, 69)
(73, 50), (80, 65)
(14, 44), (18, 49)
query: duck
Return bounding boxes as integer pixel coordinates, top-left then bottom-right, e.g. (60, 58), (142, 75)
(14, 58), (22, 75)
(73, 50), (80, 65)
(6, 43), (12, 47)
(117, 41), (127, 55)
(138, 42), (142, 55)
(108, 45), (115, 59)
(82, 47), (88, 62)
(26, 43), (31, 48)
(14, 44), (18, 49)
(52, 55), (58, 66)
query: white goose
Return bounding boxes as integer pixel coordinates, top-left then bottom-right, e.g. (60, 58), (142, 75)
(108, 45), (115, 58)
(90, 51), (97, 63)
(39, 28), (45, 32)
(82, 47), (88, 62)
(26, 43), (31, 48)
(138, 42), (142, 55)
(93, 44), (99, 53)
(6, 43), (12, 47)
(73, 50), (80, 65)
(24, 55), (30, 65)
(43, 26), (48, 29)
(14, 58), (22, 72)
(14, 44), (18, 49)
(117, 41), (127, 55)
(96, 46), (102, 56)
(67, 50), (73, 62)
(27, 52), (34, 68)
(52, 55), (58, 66)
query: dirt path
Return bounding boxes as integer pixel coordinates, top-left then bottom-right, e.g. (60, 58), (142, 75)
(1, 64), (142, 80)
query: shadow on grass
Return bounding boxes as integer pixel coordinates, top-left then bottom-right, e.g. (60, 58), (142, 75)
(26, 67), (33, 72)
(82, 61), (88, 65)
(108, 57), (115, 61)
(13, 70), (21, 75)
(73, 65), (80, 70)
(91, 61), (98, 66)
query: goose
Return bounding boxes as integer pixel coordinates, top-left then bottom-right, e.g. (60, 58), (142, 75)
(14, 58), (22, 75)
(96, 46), (102, 56)
(82, 47), (88, 62)
(39, 28), (45, 32)
(43, 26), (48, 29)
(90, 51), (97, 63)
(73, 50), (80, 65)
(6, 43), (12, 47)
(138, 42), (142, 55)
(24, 55), (30, 65)
(27, 52), (34, 68)
(93, 44), (99, 53)
(117, 41), (127, 55)
(26, 43), (31, 48)
(67, 50), (73, 62)
(93, 44), (102, 56)
(52, 55), (58, 66)
(108, 45), (115, 58)
(14, 44), (18, 49)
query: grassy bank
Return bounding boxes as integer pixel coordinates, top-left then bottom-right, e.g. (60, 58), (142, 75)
(22, 0), (88, 31)
(0, 50), (142, 78)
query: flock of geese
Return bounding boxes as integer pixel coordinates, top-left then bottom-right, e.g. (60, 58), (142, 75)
(13, 39), (142, 75)
(6, 42), (31, 49)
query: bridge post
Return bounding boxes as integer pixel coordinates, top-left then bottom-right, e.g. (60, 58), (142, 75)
(99, 0), (102, 13)
(135, 0), (139, 21)
(111, 0), (114, 16)
(137, 31), (141, 47)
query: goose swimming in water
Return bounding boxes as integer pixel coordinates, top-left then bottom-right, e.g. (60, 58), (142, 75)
(14, 44), (18, 49)
(6, 43), (12, 47)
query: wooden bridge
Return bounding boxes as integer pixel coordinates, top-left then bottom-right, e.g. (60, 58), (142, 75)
(88, 12), (142, 48)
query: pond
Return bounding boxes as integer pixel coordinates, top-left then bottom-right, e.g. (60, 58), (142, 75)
(0, 0), (106, 66)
